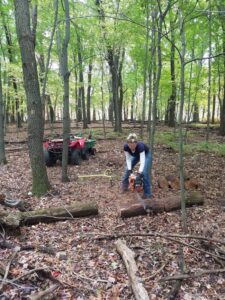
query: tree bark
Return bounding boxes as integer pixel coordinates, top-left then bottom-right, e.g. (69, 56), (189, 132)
(2, 13), (22, 128)
(76, 32), (87, 129)
(219, 25), (225, 135)
(120, 191), (203, 218)
(0, 202), (98, 228)
(166, 13), (177, 127)
(0, 59), (6, 164)
(58, 0), (71, 182)
(115, 239), (149, 300)
(95, 0), (122, 132)
(86, 61), (92, 124)
(14, 0), (50, 196)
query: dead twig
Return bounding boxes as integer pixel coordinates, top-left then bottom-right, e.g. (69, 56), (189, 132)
(91, 231), (225, 245)
(0, 248), (19, 291)
(73, 271), (108, 284)
(144, 258), (170, 280)
(11, 267), (51, 283)
(28, 284), (59, 300)
(163, 236), (225, 262)
(160, 268), (225, 281)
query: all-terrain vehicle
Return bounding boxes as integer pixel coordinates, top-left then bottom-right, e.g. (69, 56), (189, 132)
(43, 134), (96, 166)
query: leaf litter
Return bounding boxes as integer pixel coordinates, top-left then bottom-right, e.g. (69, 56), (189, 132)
(0, 125), (225, 299)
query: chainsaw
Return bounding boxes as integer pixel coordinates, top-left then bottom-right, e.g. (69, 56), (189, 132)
(128, 173), (153, 213)
(128, 173), (143, 193)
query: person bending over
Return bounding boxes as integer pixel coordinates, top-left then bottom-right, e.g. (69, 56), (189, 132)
(121, 133), (152, 199)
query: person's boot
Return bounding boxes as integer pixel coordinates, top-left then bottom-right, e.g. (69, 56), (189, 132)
(142, 194), (152, 200)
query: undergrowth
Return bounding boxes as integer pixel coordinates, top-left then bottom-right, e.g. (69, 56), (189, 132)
(156, 131), (225, 156)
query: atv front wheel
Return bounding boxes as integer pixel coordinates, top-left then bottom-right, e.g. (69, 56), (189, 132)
(81, 148), (89, 160)
(70, 149), (81, 165)
(44, 149), (56, 166)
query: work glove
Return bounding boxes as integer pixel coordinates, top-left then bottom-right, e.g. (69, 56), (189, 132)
(127, 170), (132, 177)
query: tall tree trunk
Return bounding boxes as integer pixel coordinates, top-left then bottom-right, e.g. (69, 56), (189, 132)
(118, 48), (125, 124)
(150, 0), (170, 152)
(107, 49), (121, 132)
(212, 94), (216, 124)
(166, 14), (177, 127)
(141, 0), (150, 139)
(59, 0), (71, 182)
(40, 0), (58, 124)
(95, 0), (122, 132)
(72, 53), (81, 123)
(206, 3), (212, 142)
(2, 13), (21, 128)
(101, 60), (106, 138)
(76, 32), (87, 129)
(178, 7), (187, 232)
(147, 9), (156, 132)
(192, 60), (202, 123)
(219, 26), (225, 135)
(86, 61), (92, 124)
(38, 54), (55, 123)
(14, 0), (50, 196)
(0, 59), (6, 164)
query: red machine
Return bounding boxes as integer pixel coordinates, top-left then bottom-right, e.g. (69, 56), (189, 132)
(43, 135), (96, 166)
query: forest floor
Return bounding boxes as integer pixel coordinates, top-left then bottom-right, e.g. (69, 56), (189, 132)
(0, 122), (225, 300)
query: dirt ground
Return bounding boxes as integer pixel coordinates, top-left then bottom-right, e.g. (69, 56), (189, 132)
(0, 123), (225, 299)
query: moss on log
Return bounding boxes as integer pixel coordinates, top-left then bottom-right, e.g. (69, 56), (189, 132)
(0, 202), (98, 228)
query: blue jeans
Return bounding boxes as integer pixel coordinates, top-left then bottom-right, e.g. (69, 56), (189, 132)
(122, 152), (152, 197)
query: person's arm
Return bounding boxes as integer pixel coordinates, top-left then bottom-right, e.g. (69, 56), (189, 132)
(125, 151), (132, 170)
(138, 151), (145, 173)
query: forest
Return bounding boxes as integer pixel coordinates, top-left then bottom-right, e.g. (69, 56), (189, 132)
(0, 0), (225, 299)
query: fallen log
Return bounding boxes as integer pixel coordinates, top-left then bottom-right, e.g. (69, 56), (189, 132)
(115, 239), (149, 300)
(120, 191), (203, 218)
(0, 202), (98, 228)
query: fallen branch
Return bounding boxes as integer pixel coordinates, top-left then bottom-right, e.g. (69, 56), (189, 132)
(115, 239), (149, 300)
(160, 268), (225, 281)
(91, 231), (225, 245)
(73, 271), (108, 283)
(0, 248), (19, 291)
(28, 284), (58, 300)
(92, 231), (225, 263)
(162, 236), (225, 262)
(11, 267), (51, 283)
